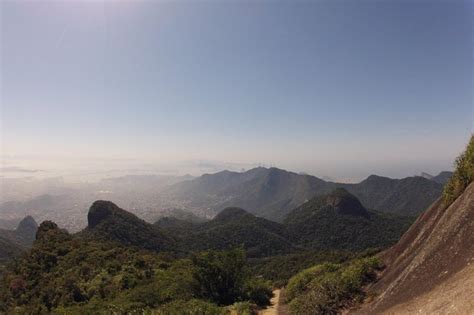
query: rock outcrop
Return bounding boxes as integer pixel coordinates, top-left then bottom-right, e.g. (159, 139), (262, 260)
(352, 183), (474, 314)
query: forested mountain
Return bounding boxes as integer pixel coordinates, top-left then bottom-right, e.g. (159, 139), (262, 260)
(80, 200), (174, 252)
(285, 188), (413, 251)
(283, 136), (474, 315)
(156, 190), (412, 257)
(160, 167), (334, 222)
(0, 167), (444, 233)
(431, 171), (453, 184)
(340, 175), (444, 216)
(0, 220), (272, 313)
(0, 237), (24, 263)
(161, 207), (295, 257)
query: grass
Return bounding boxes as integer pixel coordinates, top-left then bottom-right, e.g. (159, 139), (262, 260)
(285, 256), (383, 315)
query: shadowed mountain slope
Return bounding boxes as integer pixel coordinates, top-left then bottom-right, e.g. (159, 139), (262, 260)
(285, 189), (413, 251)
(81, 200), (174, 252)
(15, 216), (38, 245)
(161, 167), (442, 221)
(431, 171), (453, 184)
(341, 175), (443, 216)
(161, 167), (334, 222)
(159, 207), (295, 258)
(159, 189), (412, 257)
(0, 237), (24, 263)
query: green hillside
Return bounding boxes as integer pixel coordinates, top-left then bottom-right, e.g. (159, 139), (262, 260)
(443, 135), (474, 205)
(80, 200), (175, 252)
(285, 189), (414, 251)
(166, 207), (296, 258)
(0, 221), (271, 313)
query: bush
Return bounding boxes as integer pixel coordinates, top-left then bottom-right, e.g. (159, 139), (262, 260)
(242, 278), (273, 307)
(228, 301), (258, 315)
(192, 248), (247, 305)
(156, 299), (225, 315)
(286, 257), (383, 314)
(443, 135), (474, 206)
(192, 248), (272, 307)
(285, 264), (339, 302)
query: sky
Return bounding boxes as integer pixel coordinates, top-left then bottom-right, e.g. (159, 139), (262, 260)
(0, 0), (473, 182)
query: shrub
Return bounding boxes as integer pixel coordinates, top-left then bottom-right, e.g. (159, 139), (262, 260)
(229, 301), (258, 315)
(286, 257), (383, 314)
(192, 248), (247, 305)
(192, 248), (272, 307)
(285, 263), (338, 302)
(443, 135), (474, 206)
(242, 278), (273, 307)
(156, 299), (225, 315)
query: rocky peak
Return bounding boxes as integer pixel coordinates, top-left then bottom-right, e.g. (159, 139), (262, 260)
(325, 188), (370, 218)
(87, 200), (121, 228)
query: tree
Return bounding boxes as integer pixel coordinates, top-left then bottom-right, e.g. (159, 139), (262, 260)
(192, 248), (247, 305)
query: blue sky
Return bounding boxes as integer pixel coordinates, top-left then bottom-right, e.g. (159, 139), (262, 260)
(1, 0), (472, 181)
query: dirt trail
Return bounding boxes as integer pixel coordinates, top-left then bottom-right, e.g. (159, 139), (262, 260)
(258, 289), (281, 315)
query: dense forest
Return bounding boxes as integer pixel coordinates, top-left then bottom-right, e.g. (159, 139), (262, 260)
(0, 222), (271, 314)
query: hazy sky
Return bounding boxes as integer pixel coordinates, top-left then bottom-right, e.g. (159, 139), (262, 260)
(1, 0), (473, 181)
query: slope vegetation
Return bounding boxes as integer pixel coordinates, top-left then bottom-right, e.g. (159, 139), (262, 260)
(0, 237), (24, 263)
(0, 222), (271, 313)
(285, 189), (413, 251)
(158, 207), (295, 257)
(81, 200), (174, 252)
(340, 175), (443, 216)
(157, 190), (412, 257)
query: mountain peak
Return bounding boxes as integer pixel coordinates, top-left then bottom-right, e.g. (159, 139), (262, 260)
(420, 172), (434, 179)
(213, 207), (253, 222)
(15, 215), (38, 243)
(325, 188), (369, 218)
(85, 200), (173, 251)
(365, 174), (387, 182)
(88, 200), (122, 228)
(16, 216), (38, 234)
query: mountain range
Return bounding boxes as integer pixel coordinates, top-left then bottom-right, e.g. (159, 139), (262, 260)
(284, 188), (413, 251)
(0, 168), (448, 233)
(86, 188), (411, 258)
(159, 167), (446, 221)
